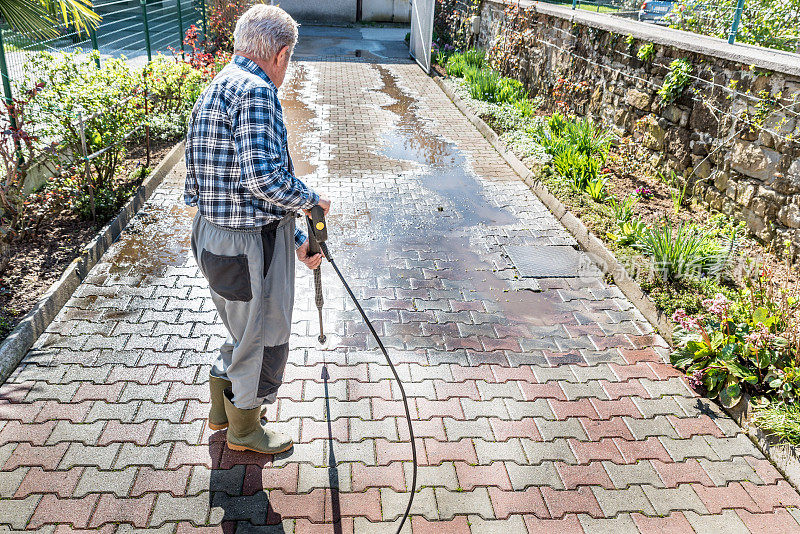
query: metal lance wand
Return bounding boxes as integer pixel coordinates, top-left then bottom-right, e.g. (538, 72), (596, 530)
(305, 205), (327, 344)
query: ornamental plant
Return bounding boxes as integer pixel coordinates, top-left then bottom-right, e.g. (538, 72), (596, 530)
(0, 84), (46, 274)
(672, 285), (799, 409)
(671, 294), (773, 407)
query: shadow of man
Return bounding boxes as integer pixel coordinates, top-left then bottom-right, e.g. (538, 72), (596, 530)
(208, 429), (285, 532)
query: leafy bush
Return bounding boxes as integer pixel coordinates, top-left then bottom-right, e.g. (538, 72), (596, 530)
(658, 59), (692, 104)
(146, 56), (206, 120)
(205, 0), (255, 53)
(672, 293), (797, 409)
(637, 42), (655, 62)
(0, 84), (44, 273)
(23, 51), (142, 191)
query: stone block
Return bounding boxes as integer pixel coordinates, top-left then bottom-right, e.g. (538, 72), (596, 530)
(731, 140), (780, 182)
(636, 115), (665, 151)
(779, 204), (800, 229)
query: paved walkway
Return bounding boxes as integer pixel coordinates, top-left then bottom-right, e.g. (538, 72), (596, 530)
(2, 50), (800, 532)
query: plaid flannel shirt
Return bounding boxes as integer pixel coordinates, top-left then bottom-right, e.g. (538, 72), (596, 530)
(184, 55), (318, 248)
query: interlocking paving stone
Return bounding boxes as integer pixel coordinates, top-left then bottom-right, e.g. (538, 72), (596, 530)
(0, 47), (797, 532)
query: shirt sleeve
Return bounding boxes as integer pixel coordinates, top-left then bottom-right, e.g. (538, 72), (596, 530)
(232, 86), (319, 211)
(294, 227), (307, 250)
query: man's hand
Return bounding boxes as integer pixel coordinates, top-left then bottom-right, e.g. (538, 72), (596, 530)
(296, 240), (323, 270)
(304, 197), (331, 217)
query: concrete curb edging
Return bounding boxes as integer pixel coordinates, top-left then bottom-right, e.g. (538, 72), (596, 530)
(432, 74), (800, 492)
(0, 140), (186, 384)
(432, 75), (673, 345)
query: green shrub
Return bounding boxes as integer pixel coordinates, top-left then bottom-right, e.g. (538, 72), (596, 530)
(23, 50), (142, 192)
(637, 42), (655, 62)
(658, 58), (692, 104)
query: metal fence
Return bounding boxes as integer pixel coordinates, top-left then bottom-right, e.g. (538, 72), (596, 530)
(537, 0), (799, 54)
(0, 0), (209, 103)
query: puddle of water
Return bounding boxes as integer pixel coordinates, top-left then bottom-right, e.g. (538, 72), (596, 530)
(108, 203), (195, 276)
(373, 65), (515, 227)
(281, 64), (318, 178)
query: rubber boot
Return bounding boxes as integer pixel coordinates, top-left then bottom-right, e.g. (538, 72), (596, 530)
(208, 375), (267, 431)
(223, 388), (293, 454)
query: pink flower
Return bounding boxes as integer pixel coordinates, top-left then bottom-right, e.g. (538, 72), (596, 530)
(672, 309), (700, 331)
(702, 293), (731, 318)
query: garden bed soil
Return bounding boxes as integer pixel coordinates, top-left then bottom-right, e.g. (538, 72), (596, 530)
(0, 139), (178, 342)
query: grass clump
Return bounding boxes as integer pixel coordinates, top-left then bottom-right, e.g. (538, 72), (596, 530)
(753, 403), (800, 445)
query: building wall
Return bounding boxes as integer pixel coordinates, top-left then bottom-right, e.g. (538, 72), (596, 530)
(277, 0), (358, 22)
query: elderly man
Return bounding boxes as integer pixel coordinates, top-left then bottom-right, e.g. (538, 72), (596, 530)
(185, 5), (329, 455)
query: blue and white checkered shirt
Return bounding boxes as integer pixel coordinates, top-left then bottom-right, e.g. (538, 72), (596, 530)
(185, 55), (318, 248)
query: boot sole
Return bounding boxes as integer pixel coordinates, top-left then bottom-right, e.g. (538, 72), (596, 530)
(226, 441), (293, 454)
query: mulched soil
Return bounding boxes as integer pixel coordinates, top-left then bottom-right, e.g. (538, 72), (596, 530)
(0, 139), (178, 341)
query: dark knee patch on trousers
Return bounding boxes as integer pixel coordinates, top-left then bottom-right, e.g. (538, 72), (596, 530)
(200, 249), (252, 302)
(257, 343), (290, 398)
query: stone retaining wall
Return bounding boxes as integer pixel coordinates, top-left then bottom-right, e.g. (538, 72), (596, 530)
(444, 0), (800, 262)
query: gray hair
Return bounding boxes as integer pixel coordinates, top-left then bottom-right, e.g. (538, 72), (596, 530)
(233, 5), (298, 61)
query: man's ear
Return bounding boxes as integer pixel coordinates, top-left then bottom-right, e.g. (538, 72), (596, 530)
(276, 45), (290, 67)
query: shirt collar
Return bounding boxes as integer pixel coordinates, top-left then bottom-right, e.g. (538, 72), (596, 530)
(232, 54), (277, 91)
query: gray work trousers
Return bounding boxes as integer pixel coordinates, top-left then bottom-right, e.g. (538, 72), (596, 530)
(190, 211), (296, 410)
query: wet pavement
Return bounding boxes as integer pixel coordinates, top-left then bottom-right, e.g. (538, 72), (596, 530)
(1, 26), (800, 533)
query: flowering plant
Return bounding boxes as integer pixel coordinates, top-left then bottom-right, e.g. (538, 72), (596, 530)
(671, 292), (792, 408)
(634, 186), (654, 199)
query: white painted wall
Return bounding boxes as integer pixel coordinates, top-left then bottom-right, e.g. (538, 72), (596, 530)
(362, 0), (411, 22)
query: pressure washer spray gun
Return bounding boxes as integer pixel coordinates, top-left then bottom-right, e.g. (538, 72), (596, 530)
(304, 207), (417, 534)
(305, 205), (327, 344)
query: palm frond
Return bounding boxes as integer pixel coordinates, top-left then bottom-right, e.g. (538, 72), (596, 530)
(0, 0), (99, 39)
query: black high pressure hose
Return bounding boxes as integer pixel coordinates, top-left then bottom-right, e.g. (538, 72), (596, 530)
(305, 207), (417, 533)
